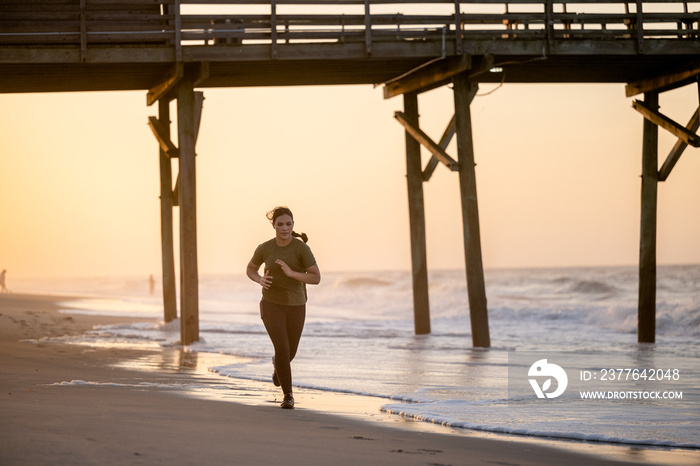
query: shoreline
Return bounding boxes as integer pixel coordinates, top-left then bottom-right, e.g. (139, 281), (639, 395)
(119, 348), (700, 464)
(2, 292), (698, 465)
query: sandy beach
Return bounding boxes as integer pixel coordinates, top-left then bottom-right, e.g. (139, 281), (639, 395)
(1, 292), (697, 465)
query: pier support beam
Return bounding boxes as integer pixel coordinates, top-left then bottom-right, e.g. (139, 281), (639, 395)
(627, 70), (700, 343)
(177, 70), (200, 345)
(403, 92), (431, 335)
(453, 74), (490, 348)
(157, 99), (178, 323)
(148, 65), (203, 345)
(389, 60), (491, 344)
(638, 91), (659, 344)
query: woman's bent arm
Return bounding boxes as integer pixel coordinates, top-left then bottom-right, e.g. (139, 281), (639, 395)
(276, 261), (321, 285)
(302, 264), (321, 285)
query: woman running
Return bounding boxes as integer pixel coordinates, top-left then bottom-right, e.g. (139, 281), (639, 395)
(246, 206), (321, 409)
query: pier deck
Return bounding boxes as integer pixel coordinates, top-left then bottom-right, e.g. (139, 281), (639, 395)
(1, 1), (698, 93)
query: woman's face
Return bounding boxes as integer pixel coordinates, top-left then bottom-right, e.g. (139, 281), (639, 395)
(273, 214), (294, 241)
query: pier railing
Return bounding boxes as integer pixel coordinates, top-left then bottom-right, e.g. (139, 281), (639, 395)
(1, 1), (698, 59)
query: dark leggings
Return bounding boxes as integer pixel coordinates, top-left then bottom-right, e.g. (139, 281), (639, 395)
(260, 300), (306, 395)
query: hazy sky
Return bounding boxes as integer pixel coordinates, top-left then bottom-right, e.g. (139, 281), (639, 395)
(0, 82), (698, 279)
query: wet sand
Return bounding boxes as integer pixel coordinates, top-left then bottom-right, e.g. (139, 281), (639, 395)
(1, 293), (697, 465)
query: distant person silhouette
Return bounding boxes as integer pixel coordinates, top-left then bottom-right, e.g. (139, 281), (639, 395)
(246, 206), (321, 409)
(149, 274), (156, 296)
(0, 269), (8, 293)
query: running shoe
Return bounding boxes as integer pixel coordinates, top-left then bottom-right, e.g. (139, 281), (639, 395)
(281, 394), (294, 409)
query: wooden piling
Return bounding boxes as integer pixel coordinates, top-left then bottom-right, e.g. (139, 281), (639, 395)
(638, 91), (659, 344)
(453, 74), (490, 348)
(177, 69), (200, 345)
(158, 98), (178, 323)
(403, 92), (431, 335)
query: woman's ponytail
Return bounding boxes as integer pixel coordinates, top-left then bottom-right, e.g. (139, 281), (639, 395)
(292, 231), (309, 243)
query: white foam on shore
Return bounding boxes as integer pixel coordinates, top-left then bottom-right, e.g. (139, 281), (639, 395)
(379, 401), (700, 449)
(53, 380), (177, 388)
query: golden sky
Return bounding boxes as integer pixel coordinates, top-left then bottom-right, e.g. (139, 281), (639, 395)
(0, 82), (698, 279)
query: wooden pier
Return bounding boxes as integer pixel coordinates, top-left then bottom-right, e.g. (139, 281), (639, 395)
(1, 0), (698, 345)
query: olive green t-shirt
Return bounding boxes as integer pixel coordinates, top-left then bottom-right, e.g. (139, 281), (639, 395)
(251, 238), (317, 306)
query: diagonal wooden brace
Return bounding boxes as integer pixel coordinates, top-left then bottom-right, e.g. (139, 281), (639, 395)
(422, 82), (477, 181)
(423, 115), (456, 181)
(149, 91), (203, 156)
(633, 100), (700, 147)
(395, 111), (460, 172)
(148, 116), (180, 158)
(658, 108), (700, 182)
(147, 62), (184, 107)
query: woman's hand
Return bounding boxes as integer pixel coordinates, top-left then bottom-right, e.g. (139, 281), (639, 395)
(275, 260), (321, 285)
(246, 261), (272, 289)
(259, 270), (272, 289)
(275, 259), (293, 277)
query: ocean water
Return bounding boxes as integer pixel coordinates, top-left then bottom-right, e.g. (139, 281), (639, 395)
(17, 265), (700, 449)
